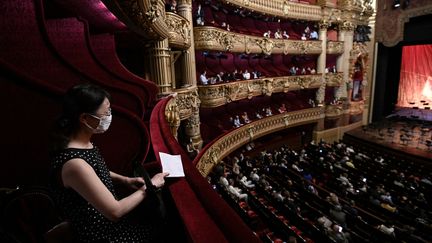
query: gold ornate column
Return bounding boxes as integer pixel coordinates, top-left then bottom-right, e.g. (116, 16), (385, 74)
(316, 20), (329, 106)
(183, 89), (203, 152)
(335, 21), (355, 99)
(177, 0), (197, 87)
(147, 39), (173, 95)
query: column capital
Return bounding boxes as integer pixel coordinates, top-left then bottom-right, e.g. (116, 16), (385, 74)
(319, 20), (330, 30)
(339, 21), (356, 32)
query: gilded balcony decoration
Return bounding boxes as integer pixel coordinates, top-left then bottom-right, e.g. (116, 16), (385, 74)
(194, 27), (322, 55)
(107, 0), (170, 39)
(173, 87), (200, 120)
(165, 12), (191, 48)
(325, 104), (344, 117)
(198, 75), (322, 108)
(376, 0), (432, 47)
(223, 0), (322, 21)
(196, 107), (325, 176)
(164, 97), (180, 139)
(348, 100), (365, 114)
(327, 41), (344, 54)
(325, 73), (344, 87)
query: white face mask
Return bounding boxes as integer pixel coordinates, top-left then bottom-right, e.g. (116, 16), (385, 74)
(85, 114), (112, 134)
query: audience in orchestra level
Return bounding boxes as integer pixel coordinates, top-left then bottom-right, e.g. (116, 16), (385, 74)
(209, 139), (432, 242)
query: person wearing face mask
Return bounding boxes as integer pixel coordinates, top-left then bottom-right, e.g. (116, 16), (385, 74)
(49, 83), (169, 243)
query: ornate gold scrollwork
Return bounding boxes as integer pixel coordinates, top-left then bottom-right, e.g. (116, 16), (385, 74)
(145, 0), (160, 23)
(256, 38), (276, 56)
(165, 98), (180, 139)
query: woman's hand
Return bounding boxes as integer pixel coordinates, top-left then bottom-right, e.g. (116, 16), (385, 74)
(151, 172), (170, 188)
(124, 177), (145, 190)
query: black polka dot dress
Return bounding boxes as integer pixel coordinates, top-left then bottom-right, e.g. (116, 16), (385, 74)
(50, 147), (152, 243)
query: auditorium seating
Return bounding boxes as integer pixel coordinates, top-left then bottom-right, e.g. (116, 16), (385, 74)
(212, 139), (432, 242)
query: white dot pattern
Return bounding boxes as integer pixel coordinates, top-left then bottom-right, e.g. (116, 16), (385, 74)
(51, 147), (152, 242)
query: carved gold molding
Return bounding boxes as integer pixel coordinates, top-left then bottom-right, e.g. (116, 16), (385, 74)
(165, 12), (191, 49)
(164, 97), (181, 139)
(108, 0), (170, 39)
(194, 27), (322, 55)
(324, 104), (344, 117)
(326, 41), (344, 54)
(198, 75), (322, 108)
(325, 73), (344, 87)
(172, 87), (200, 120)
(222, 0), (322, 21)
(196, 107), (325, 176)
(348, 100), (364, 114)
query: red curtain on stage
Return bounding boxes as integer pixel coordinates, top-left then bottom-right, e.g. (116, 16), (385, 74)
(398, 44), (432, 107)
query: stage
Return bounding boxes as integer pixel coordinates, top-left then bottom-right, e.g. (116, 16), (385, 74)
(344, 113), (432, 164)
(389, 106), (432, 122)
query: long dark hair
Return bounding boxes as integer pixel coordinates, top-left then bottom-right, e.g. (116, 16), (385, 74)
(49, 83), (111, 155)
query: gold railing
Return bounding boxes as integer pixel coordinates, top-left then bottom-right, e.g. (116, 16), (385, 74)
(198, 75), (322, 108)
(165, 12), (191, 48)
(327, 41), (344, 54)
(224, 0), (322, 21)
(196, 107), (324, 176)
(325, 73), (344, 87)
(194, 27), (322, 55)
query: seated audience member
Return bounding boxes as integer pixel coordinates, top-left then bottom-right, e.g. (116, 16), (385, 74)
(243, 69), (251, 80)
(228, 179), (248, 201)
(274, 30), (282, 39)
(241, 112), (251, 124)
(215, 72), (224, 83)
(330, 205), (347, 228)
(196, 4), (204, 26)
(239, 174), (255, 188)
(263, 30), (271, 38)
(290, 66), (297, 76)
(301, 68), (306, 75)
(219, 173), (229, 187)
(200, 71), (209, 85)
(301, 33), (307, 40)
(304, 26), (310, 36)
(308, 98), (316, 107)
(325, 67), (329, 73)
(309, 29), (318, 40)
(310, 68), (316, 74)
(265, 107), (273, 117)
(331, 65), (337, 73)
(165, 0), (177, 12)
(186, 137), (199, 157)
(233, 69), (242, 80)
(328, 224), (349, 243)
(255, 111), (263, 119)
(233, 115), (242, 127)
(278, 104), (287, 113)
(317, 215), (333, 231)
(222, 72), (232, 82)
(282, 30), (290, 39)
(250, 169), (260, 182)
(377, 222), (396, 237)
(251, 71), (259, 79)
(272, 190), (284, 202)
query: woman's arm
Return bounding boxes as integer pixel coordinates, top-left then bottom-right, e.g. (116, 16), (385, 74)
(62, 159), (146, 222)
